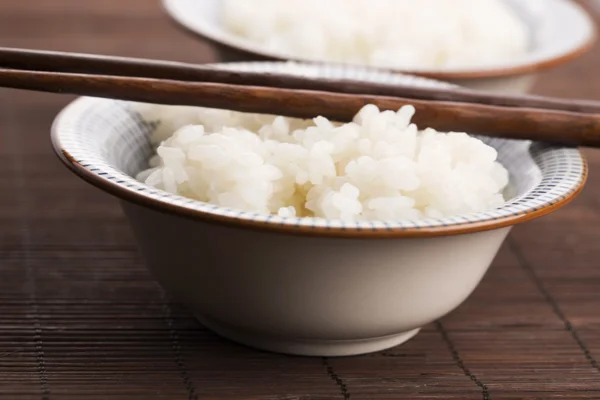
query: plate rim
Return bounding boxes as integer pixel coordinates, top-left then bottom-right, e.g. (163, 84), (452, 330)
(50, 62), (588, 239)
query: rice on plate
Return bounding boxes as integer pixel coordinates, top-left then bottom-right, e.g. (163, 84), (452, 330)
(221, 0), (529, 70)
(135, 104), (509, 223)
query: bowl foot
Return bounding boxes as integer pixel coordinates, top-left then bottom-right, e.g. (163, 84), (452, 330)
(196, 315), (421, 357)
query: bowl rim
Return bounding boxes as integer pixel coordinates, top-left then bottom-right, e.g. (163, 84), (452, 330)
(51, 96), (587, 239)
(161, 0), (597, 80)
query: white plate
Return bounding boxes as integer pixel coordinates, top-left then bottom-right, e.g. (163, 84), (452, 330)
(162, 0), (596, 78)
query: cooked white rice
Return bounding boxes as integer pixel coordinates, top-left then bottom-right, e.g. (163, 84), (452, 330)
(135, 104), (509, 223)
(222, 0), (529, 70)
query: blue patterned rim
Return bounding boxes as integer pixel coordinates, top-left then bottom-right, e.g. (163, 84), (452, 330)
(50, 62), (587, 238)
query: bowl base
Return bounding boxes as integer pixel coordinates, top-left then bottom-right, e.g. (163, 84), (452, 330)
(196, 314), (421, 357)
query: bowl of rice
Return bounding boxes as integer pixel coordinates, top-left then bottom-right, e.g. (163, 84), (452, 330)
(51, 62), (586, 357)
(162, 0), (596, 94)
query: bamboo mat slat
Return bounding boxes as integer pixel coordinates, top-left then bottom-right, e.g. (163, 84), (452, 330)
(0, 1), (599, 399)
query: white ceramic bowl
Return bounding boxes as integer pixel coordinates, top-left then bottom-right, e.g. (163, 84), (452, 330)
(51, 62), (586, 357)
(162, 0), (596, 94)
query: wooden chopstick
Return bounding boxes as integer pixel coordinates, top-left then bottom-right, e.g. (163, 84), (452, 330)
(1, 46), (599, 115)
(1, 67), (600, 147)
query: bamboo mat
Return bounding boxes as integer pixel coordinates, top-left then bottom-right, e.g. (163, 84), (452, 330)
(0, 1), (599, 399)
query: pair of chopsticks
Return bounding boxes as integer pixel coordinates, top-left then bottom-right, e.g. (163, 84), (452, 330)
(0, 47), (599, 147)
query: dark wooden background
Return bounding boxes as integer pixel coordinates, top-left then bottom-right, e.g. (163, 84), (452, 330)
(0, 1), (599, 399)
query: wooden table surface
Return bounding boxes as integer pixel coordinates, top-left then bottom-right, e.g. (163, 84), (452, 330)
(1, 1), (600, 399)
